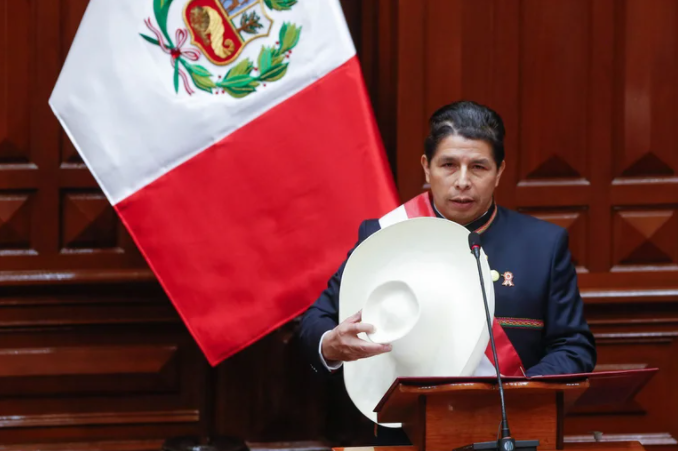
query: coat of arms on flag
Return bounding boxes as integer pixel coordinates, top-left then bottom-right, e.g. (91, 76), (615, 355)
(141, 0), (301, 97)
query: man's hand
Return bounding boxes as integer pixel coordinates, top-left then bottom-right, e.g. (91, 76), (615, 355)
(321, 310), (392, 363)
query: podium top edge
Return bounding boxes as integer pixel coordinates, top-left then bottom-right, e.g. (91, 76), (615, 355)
(396, 379), (589, 394)
(392, 368), (657, 388)
(375, 368), (658, 413)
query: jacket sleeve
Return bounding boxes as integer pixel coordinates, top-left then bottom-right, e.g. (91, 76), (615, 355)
(298, 220), (375, 375)
(526, 229), (597, 376)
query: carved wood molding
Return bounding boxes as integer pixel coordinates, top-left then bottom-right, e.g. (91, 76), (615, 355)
(0, 410), (199, 428)
(0, 439), (164, 451)
(588, 318), (678, 326)
(593, 363), (648, 371)
(565, 433), (678, 446)
(0, 345), (178, 377)
(0, 270), (156, 286)
(0, 295), (178, 328)
(0, 312), (178, 328)
(582, 288), (678, 304)
(594, 331), (678, 344)
(0, 440), (333, 451)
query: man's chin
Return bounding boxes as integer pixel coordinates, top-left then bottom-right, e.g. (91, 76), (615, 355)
(440, 209), (477, 225)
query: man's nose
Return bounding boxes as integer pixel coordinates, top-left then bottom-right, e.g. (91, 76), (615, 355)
(455, 166), (471, 190)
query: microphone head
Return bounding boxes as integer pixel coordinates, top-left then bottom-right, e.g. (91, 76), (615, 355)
(468, 232), (482, 250)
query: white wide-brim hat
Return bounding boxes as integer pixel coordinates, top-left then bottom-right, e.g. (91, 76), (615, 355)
(339, 217), (494, 425)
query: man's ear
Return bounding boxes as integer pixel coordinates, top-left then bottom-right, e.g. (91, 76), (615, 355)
(495, 160), (506, 187)
(421, 154), (431, 184)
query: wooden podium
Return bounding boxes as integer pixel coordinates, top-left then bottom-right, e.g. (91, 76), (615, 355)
(336, 370), (657, 451)
(377, 379), (586, 451)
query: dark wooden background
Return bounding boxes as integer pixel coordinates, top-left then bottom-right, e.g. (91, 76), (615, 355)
(1, 0), (677, 450)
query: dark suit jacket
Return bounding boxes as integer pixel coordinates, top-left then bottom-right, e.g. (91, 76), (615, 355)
(299, 205), (596, 377)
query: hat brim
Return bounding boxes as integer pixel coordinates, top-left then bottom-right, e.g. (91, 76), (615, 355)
(339, 217), (494, 425)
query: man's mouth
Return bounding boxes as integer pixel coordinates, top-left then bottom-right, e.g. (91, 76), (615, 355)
(450, 198), (475, 209)
(452, 198), (474, 204)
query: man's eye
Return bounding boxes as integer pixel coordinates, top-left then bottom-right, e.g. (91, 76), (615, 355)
(473, 165), (486, 170)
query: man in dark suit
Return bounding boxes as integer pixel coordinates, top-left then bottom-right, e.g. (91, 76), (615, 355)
(298, 100), (596, 443)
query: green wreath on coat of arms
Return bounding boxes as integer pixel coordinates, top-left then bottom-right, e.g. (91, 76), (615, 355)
(140, 0), (301, 98)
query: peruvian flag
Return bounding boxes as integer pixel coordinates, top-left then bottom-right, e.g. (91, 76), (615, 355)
(49, 0), (398, 365)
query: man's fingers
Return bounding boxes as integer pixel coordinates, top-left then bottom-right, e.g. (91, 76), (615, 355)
(347, 322), (375, 335)
(343, 336), (392, 356)
(332, 338), (392, 362)
(360, 342), (392, 356)
(342, 344), (391, 362)
(343, 310), (362, 324)
(330, 317), (393, 362)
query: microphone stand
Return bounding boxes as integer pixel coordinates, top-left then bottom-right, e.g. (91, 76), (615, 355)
(453, 234), (539, 451)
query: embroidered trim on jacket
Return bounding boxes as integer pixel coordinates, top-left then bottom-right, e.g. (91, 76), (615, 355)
(496, 317), (544, 330)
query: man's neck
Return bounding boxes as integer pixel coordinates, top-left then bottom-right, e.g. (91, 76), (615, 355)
(431, 199), (495, 232)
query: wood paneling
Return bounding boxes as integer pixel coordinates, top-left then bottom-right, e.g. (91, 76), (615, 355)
(0, 0), (146, 272)
(0, 345), (176, 377)
(518, 0), (590, 182)
(612, 208), (678, 270)
(377, 0), (678, 448)
(0, 286), (207, 446)
(0, 0), (206, 444)
(613, 0), (678, 180)
(0, 440), (165, 451)
(567, 299), (678, 444)
(2, 0), (678, 449)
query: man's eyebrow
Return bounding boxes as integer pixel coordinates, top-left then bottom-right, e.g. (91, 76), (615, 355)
(471, 158), (491, 165)
(437, 156), (458, 163)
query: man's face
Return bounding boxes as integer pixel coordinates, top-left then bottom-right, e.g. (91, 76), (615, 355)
(421, 134), (505, 225)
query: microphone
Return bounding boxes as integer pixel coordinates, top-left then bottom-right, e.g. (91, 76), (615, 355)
(468, 232), (482, 258)
(454, 233), (538, 451)
(469, 232), (512, 445)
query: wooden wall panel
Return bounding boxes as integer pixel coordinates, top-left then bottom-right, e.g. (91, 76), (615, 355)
(0, 1), (31, 164)
(518, 0), (591, 182)
(0, 0), (145, 273)
(612, 208), (678, 269)
(2, 0), (678, 449)
(566, 300), (678, 447)
(510, 0), (598, 214)
(614, 0), (678, 180)
(0, 280), (207, 448)
(385, 0), (678, 448)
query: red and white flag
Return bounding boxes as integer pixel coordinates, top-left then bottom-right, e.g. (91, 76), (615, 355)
(50, 0), (398, 365)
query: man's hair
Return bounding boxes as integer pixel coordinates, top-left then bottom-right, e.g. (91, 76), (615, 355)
(424, 100), (505, 167)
